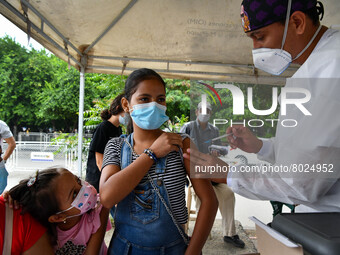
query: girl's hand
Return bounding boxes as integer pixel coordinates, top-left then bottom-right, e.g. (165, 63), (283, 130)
(2, 190), (20, 209)
(150, 132), (183, 158)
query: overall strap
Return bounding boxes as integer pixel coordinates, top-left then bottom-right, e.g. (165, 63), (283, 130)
(121, 133), (168, 173)
(120, 133), (133, 169)
(3, 204), (13, 255)
(147, 173), (189, 245)
(154, 156), (166, 174)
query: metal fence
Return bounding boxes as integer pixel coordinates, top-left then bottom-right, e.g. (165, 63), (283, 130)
(3, 141), (89, 175)
(17, 132), (93, 142)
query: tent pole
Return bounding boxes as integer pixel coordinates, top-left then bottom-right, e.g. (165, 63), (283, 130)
(77, 66), (85, 177)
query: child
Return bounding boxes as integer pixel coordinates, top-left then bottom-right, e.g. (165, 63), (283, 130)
(100, 68), (218, 254)
(8, 167), (110, 255)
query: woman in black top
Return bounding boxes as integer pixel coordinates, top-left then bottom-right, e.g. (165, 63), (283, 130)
(85, 94), (128, 192)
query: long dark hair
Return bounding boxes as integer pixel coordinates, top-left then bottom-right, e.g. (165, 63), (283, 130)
(9, 168), (63, 245)
(100, 93), (124, 121)
(124, 68), (166, 134)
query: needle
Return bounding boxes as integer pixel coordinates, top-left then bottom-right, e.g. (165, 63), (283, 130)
(204, 133), (234, 143)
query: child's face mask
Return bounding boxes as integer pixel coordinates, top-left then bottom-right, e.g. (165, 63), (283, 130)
(56, 180), (98, 218)
(130, 102), (169, 130)
(119, 112), (130, 126)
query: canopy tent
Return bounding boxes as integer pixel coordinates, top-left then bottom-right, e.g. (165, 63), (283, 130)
(1, 0), (339, 174)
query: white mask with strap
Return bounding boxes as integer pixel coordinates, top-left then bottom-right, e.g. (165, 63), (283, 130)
(252, 0), (322, 76)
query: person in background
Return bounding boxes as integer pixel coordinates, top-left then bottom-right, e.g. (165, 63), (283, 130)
(180, 102), (245, 248)
(0, 119), (16, 194)
(185, 0), (340, 213)
(85, 94), (128, 193)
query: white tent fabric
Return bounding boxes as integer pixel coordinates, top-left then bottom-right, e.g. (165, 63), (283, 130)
(1, 0), (339, 173)
(1, 0), (339, 83)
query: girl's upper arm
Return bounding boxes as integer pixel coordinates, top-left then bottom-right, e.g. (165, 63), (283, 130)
(100, 138), (121, 185)
(182, 137), (218, 255)
(99, 164), (120, 189)
(182, 137), (215, 199)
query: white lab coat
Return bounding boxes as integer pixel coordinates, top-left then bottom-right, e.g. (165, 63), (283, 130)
(228, 28), (340, 212)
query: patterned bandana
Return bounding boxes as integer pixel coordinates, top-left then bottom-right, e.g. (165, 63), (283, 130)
(241, 0), (317, 32)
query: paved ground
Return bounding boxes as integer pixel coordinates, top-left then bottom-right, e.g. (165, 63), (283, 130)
(104, 219), (258, 254)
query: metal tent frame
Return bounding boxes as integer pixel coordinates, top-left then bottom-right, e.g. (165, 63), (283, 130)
(1, 0), (338, 175)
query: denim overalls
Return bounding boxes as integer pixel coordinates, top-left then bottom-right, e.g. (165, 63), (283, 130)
(108, 134), (188, 255)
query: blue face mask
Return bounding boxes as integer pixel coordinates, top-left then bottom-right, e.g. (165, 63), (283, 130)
(130, 102), (169, 130)
(119, 113), (130, 126)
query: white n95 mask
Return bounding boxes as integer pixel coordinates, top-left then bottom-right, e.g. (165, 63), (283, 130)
(252, 48), (292, 75)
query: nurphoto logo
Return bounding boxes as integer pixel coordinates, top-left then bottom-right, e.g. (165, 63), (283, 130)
(199, 83), (312, 128)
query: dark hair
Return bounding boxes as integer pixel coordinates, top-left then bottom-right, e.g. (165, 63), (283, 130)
(9, 168), (63, 245)
(279, 1), (324, 26)
(100, 93), (124, 121)
(124, 68), (166, 102)
(124, 68), (166, 134)
(305, 1), (324, 24)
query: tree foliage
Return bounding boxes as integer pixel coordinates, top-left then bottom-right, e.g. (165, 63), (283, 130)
(35, 55), (101, 131)
(0, 36), (120, 133)
(165, 79), (191, 123)
(2, 35), (280, 140)
(0, 36), (44, 130)
(0, 36), (192, 134)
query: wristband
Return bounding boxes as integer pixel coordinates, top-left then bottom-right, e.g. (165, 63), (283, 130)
(0, 156), (7, 164)
(143, 148), (158, 162)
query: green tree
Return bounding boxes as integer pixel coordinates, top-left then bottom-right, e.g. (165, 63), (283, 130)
(165, 79), (191, 123)
(83, 74), (126, 131)
(0, 36), (191, 134)
(0, 36), (52, 134)
(35, 55), (102, 131)
(0, 36), (104, 133)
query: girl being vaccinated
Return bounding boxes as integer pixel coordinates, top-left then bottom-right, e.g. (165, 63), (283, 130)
(100, 68), (218, 255)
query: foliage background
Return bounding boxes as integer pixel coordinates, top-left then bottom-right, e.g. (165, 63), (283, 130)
(1, 36), (279, 141)
(0, 36), (191, 137)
